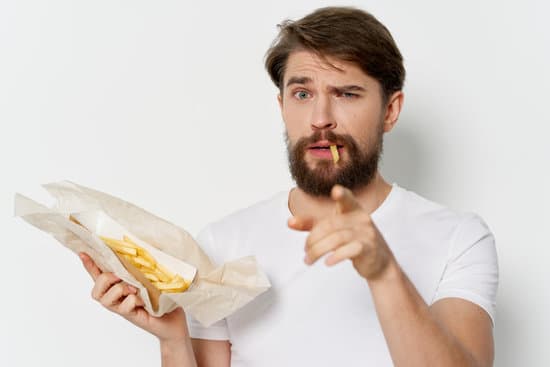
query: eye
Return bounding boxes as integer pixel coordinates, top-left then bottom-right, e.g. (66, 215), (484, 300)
(293, 90), (310, 100)
(341, 92), (359, 98)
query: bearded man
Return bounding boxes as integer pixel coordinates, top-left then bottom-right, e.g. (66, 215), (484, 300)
(81, 6), (498, 367)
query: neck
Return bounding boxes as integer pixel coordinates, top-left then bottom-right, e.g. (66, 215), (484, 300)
(288, 172), (392, 222)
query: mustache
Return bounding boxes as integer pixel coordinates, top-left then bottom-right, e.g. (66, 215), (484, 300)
(302, 130), (340, 145)
(294, 130), (356, 150)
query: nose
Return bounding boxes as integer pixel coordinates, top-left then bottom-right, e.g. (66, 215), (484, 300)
(310, 94), (337, 131)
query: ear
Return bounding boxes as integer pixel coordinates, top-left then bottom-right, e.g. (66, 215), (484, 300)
(382, 91), (404, 133)
(277, 93), (283, 109)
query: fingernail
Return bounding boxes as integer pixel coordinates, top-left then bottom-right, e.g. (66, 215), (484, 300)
(304, 255), (311, 265)
(128, 286), (138, 293)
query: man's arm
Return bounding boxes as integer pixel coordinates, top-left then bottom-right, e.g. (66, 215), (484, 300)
(291, 185), (495, 366)
(160, 337), (198, 367)
(369, 259), (493, 367)
(191, 339), (231, 367)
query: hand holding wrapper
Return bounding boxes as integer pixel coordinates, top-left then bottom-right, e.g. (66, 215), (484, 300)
(15, 181), (271, 326)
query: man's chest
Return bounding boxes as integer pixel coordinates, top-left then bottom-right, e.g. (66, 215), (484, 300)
(225, 258), (392, 366)
(220, 224), (448, 366)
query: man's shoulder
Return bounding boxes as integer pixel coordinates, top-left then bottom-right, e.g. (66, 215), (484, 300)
(389, 184), (459, 219)
(390, 184), (490, 240)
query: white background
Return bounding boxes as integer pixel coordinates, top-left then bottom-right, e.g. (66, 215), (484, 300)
(1, 0), (549, 366)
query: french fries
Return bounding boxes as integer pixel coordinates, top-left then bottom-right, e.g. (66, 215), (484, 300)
(99, 235), (190, 293)
(330, 144), (339, 164)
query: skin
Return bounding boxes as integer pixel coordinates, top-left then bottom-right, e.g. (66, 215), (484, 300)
(80, 49), (493, 366)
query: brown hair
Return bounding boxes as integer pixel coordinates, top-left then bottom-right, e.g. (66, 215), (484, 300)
(265, 6), (405, 103)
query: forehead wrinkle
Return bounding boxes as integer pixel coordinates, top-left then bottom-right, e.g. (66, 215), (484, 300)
(284, 53), (338, 84)
(284, 51), (371, 91)
(287, 56), (340, 76)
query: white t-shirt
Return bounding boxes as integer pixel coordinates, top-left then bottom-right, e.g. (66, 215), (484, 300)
(187, 184), (498, 366)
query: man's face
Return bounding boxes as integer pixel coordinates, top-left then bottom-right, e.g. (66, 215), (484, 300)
(279, 50), (388, 197)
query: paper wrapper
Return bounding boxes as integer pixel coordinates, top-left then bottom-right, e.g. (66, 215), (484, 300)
(14, 181), (271, 327)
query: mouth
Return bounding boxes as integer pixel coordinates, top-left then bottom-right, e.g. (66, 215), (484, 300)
(307, 140), (344, 150)
(306, 140), (344, 160)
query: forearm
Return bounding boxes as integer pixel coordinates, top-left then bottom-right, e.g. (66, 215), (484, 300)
(368, 259), (478, 367)
(160, 335), (197, 367)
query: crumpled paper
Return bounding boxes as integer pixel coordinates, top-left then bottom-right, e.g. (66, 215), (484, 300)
(15, 181), (271, 327)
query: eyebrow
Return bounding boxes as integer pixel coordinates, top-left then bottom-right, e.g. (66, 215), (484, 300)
(285, 76), (366, 92)
(286, 76), (313, 87)
(333, 85), (366, 92)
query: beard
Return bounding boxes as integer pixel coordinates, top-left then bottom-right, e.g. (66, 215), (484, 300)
(285, 125), (383, 197)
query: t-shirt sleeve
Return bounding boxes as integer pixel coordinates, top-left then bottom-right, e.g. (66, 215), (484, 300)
(185, 224), (230, 340)
(431, 213), (499, 325)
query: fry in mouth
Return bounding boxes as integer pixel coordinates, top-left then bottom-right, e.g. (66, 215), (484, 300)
(330, 144), (339, 164)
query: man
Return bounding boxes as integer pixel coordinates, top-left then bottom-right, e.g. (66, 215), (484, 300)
(80, 6), (498, 366)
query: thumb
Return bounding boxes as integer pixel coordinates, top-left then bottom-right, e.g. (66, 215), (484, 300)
(332, 185), (361, 214)
(288, 215), (315, 231)
(79, 252), (102, 281)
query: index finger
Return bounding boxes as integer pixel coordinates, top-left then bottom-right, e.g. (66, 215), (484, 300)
(79, 252), (102, 281)
(332, 185), (361, 214)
